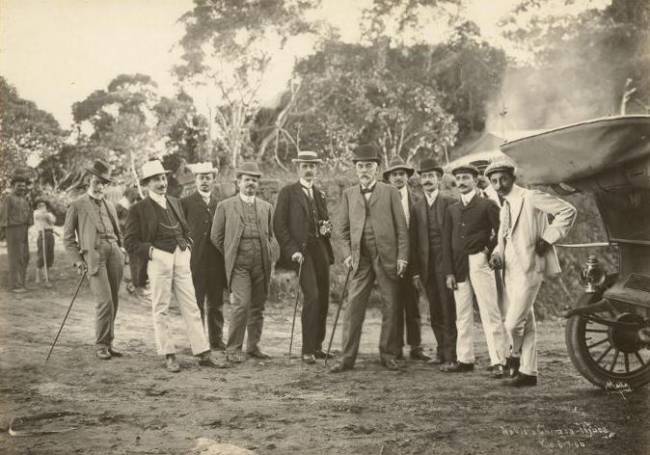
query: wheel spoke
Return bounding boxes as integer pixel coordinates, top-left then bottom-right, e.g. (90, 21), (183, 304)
(634, 352), (646, 366)
(609, 349), (620, 372)
(587, 338), (609, 349)
(624, 353), (630, 373)
(595, 346), (612, 364)
(585, 328), (609, 333)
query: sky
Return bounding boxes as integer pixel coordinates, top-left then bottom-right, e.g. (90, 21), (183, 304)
(0, 0), (606, 129)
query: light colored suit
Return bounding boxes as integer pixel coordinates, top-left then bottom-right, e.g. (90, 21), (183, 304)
(63, 194), (124, 347)
(495, 185), (576, 376)
(337, 182), (409, 367)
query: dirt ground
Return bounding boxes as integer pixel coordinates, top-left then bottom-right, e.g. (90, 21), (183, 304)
(1, 242), (649, 455)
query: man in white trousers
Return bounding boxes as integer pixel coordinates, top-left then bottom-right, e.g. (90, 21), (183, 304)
(443, 164), (508, 378)
(125, 159), (227, 373)
(487, 160), (576, 387)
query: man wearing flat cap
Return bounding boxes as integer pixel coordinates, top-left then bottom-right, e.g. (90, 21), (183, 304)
(63, 160), (124, 360)
(329, 144), (409, 373)
(410, 157), (457, 369)
(1, 172), (33, 293)
(125, 159), (225, 372)
(211, 162), (275, 363)
(442, 164), (508, 377)
(383, 156), (429, 361)
(486, 159), (576, 387)
(181, 162), (227, 351)
(274, 151), (334, 364)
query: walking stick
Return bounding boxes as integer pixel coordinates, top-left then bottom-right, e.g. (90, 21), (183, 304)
(325, 266), (352, 367)
(41, 227), (49, 286)
(45, 270), (87, 362)
(288, 260), (303, 357)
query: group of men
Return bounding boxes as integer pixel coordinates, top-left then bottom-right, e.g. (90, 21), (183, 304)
(56, 141), (576, 386)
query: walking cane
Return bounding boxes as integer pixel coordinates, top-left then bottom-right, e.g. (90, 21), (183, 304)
(41, 227), (50, 286)
(288, 260), (303, 357)
(325, 266), (352, 367)
(45, 270), (87, 362)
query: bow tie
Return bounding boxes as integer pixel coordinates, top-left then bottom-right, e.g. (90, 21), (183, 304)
(360, 186), (374, 194)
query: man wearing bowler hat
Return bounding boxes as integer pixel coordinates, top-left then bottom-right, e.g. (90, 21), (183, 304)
(181, 162), (228, 351)
(274, 151), (334, 364)
(0, 172), (33, 293)
(410, 156), (457, 369)
(329, 144), (409, 373)
(211, 162), (275, 363)
(383, 156), (429, 361)
(63, 160), (124, 360)
(442, 164), (507, 377)
(125, 159), (225, 372)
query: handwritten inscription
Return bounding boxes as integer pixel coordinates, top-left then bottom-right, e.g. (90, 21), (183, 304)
(500, 422), (613, 450)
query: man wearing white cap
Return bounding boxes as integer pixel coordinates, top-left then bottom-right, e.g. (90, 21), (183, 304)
(486, 159), (576, 387)
(182, 162), (228, 351)
(274, 151), (334, 364)
(124, 159), (225, 372)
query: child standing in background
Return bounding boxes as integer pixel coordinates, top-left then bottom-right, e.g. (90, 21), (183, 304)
(33, 199), (56, 285)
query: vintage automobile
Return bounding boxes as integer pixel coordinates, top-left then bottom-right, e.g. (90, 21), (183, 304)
(500, 115), (650, 390)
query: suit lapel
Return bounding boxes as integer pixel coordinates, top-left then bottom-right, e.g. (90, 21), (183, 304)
(293, 182), (310, 216)
(352, 186), (366, 216)
(367, 182), (380, 207)
(81, 195), (102, 230)
(509, 186), (525, 233)
(436, 194), (445, 224)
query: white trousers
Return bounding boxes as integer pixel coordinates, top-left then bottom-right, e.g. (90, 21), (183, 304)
(502, 245), (543, 376)
(148, 246), (210, 356)
(454, 252), (508, 366)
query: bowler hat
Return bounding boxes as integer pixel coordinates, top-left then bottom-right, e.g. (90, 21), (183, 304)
(292, 150), (323, 164)
(140, 159), (170, 183)
(417, 158), (444, 175)
(382, 156), (414, 180)
(451, 164), (480, 177)
(235, 161), (263, 178)
(86, 159), (114, 183)
(484, 159), (516, 177)
(351, 144), (381, 163)
(191, 162), (219, 174)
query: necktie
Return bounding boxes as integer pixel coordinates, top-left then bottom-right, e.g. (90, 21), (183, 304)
(301, 185), (313, 200)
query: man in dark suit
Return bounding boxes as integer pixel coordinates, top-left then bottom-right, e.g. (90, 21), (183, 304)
(274, 151), (334, 364)
(181, 162), (227, 351)
(124, 159), (225, 372)
(442, 164), (507, 377)
(329, 144), (409, 373)
(410, 158), (457, 370)
(383, 156), (429, 361)
(63, 160), (124, 360)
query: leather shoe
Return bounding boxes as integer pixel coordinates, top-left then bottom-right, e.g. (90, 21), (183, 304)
(439, 361), (457, 372)
(505, 372), (537, 387)
(506, 357), (520, 378)
(314, 350), (334, 359)
(165, 354), (181, 373)
(427, 355), (443, 365)
(108, 347), (123, 357)
(227, 351), (245, 363)
(381, 359), (401, 371)
(198, 351), (229, 368)
(96, 346), (111, 360)
(247, 349), (271, 360)
(302, 354), (316, 364)
(410, 348), (431, 361)
(491, 364), (505, 379)
(328, 362), (352, 373)
(442, 361), (474, 373)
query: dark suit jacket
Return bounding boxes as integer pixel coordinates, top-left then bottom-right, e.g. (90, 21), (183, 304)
(410, 192), (456, 285)
(443, 194), (500, 282)
(337, 181), (409, 280)
(124, 196), (191, 262)
(181, 191), (227, 279)
(273, 181), (334, 268)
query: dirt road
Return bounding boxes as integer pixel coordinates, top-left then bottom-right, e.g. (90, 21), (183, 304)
(1, 253), (648, 454)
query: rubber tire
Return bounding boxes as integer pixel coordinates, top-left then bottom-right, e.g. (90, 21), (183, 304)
(566, 314), (650, 390)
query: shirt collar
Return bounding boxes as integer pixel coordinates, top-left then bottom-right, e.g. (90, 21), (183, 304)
(299, 178), (313, 190)
(239, 192), (255, 204)
(197, 189), (212, 201)
(149, 191), (167, 208)
(361, 180), (377, 191)
(461, 189), (476, 206)
(399, 186), (408, 199)
(424, 189), (439, 205)
(87, 190), (104, 201)
(118, 196), (131, 209)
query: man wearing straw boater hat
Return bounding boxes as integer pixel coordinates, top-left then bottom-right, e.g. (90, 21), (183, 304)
(329, 144), (409, 373)
(274, 151), (334, 364)
(181, 162), (228, 351)
(210, 161), (275, 363)
(382, 156), (429, 361)
(124, 159), (225, 372)
(0, 171), (33, 293)
(63, 160), (124, 360)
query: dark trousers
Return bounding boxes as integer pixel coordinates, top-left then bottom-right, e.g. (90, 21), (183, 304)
(299, 238), (330, 354)
(89, 240), (123, 347)
(6, 225), (29, 289)
(426, 263), (457, 363)
(192, 263), (226, 349)
(396, 276), (422, 350)
(37, 229), (55, 269)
